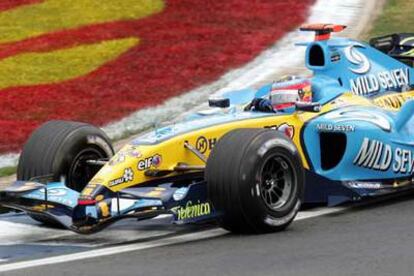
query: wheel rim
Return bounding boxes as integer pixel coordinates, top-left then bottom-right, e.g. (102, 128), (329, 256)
(259, 155), (295, 211)
(68, 148), (104, 191)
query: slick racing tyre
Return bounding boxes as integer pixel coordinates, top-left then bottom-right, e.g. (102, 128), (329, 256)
(17, 120), (114, 225)
(206, 129), (304, 234)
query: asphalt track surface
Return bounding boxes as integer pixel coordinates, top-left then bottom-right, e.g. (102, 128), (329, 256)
(1, 192), (414, 276)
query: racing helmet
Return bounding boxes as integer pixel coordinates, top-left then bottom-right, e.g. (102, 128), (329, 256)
(269, 76), (312, 110)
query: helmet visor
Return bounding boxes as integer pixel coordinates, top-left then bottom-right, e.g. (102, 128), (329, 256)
(270, 89), (299, 107)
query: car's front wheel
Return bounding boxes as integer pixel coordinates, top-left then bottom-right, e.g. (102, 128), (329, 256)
(17, 120), (114, 225)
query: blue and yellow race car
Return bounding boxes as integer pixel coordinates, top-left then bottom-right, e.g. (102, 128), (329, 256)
(2, 24), (414, 234)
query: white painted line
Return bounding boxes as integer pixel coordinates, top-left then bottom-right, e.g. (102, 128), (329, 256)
(0, 206), (348, 272)
(0, 228), (227, 273)
(0, 214), (172, 247)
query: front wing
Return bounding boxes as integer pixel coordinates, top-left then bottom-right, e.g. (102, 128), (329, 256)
(0, 180), (218, 234)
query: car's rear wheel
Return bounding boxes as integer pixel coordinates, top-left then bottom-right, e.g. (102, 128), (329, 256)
(206, 128), (304, 233)
(17, 120), (114, 225)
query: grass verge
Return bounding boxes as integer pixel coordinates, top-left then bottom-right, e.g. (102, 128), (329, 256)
(0, 166), (16, 177)
(366, 0), (414, 39)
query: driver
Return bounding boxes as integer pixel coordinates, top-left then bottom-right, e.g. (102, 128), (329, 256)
(245, 76), (312, 112)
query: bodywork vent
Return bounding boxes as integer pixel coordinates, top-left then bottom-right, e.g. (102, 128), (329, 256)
(308, 44), (325, 66)
(320, 132), (346, 170)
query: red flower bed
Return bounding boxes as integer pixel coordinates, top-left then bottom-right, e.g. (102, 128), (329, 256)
(0, 0), (314, 153)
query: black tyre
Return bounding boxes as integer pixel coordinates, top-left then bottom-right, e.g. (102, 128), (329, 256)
(206, 128), (304, 234)
(17, 120), (114, 225)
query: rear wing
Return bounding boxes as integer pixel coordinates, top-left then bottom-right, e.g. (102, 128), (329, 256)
(370, 33), (414, 67)
(300, 24), (346, 41)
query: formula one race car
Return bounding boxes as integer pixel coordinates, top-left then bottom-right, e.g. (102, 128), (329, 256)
(2, 24), (414, 234)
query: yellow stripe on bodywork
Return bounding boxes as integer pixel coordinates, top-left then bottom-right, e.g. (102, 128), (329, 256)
(373, 90), (414, 111)
(0, 0), (164, 43)
(0, 37), (138, 89)
(88, 92), (384, 193)
(94, 114), (321, 192)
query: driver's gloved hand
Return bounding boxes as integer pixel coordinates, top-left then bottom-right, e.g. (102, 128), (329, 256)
(244, 98), (275, 113)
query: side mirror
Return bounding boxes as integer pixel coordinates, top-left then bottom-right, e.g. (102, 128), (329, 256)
(209, 97), (230, 108)
(295, 102), (321, 113)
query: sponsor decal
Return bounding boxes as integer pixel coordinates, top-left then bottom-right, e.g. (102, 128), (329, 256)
(109, 147), (142, 166)
(353, 137), (414, 174)
(82, 183), (100, 196)
(137, 154), (162, 171)
(347, 181), (383, 189)
(173, 200), (211, 221)
(98, 201), (110, 217)
(345, 44), (410, 96)
(108, 153), (126, 166)
(350, 68), (410, 96)
(173, 187), (189, 201)
(345, 44), (370, 74)
(330, 52), (341, 62)
(39, 188), (68, 196)
(143, 187), (166, 198)
(265, 123), (295, 139)
(109, 167), (134, 187)
(14, 182), (42, 192)
(31, 204), (55, 212)
(323, 107), (391, 132)
(316, 123), (355, 132)
(25, 190), (74, 207)
(195, 136), (217, 154)
(373, 91), (414, 111)
(127, 148), (142, 158)
(95, 194), (105, 201)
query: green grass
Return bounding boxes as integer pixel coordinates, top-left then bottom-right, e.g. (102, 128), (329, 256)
(366, 0), (414, 39)
(0, 166), (16, 177)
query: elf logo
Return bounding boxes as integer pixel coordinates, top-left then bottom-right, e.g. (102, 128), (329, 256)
(137, 154), (162, 171)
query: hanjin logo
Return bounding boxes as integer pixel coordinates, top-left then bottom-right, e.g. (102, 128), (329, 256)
(344, 44), (370, 74)
(195, 136), (217, 154)
(196, 136), (208, 153)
